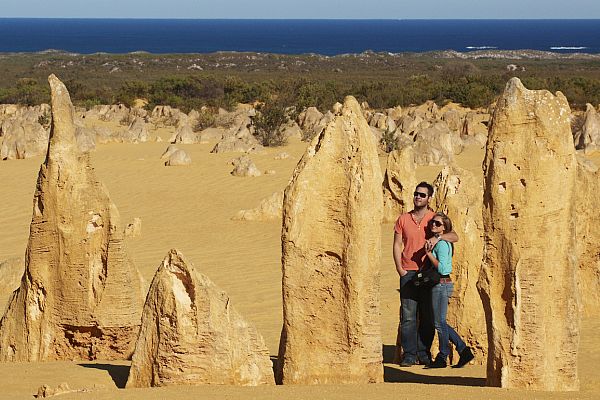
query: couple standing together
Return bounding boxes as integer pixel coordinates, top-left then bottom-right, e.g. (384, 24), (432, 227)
(393, 182), (475, 369)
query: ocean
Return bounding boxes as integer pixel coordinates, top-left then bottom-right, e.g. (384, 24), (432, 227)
(0, 19), (599, 55)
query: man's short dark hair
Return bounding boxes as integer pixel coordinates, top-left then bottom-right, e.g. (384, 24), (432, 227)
(416, 181), (434, 197)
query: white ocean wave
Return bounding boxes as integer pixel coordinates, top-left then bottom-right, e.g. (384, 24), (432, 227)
(550, 46), (588, 50)
(465, 46), (498, 50)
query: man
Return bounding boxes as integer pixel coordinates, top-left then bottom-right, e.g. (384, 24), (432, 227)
(393, 182), (458, 366)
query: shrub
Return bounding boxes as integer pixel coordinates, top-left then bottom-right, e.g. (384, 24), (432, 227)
(253, 101), (288, 147)
(38, 110), (51, 129)
(193, 108), (216, 131)
(380, 130), (398, 153)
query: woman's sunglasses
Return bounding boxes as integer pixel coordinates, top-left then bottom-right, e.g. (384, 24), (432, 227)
(413, 192), (428, 199)
(429, 220), (443, 227)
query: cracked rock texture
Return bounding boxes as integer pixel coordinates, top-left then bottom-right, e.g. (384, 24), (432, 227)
(127, 249), (273, 387)
(382, 146), (417, 223)
(479, 78), (579, 391)
(432, 165), (486, 364)
(276, 96), (383, 385)
(0, 75), (144, 362)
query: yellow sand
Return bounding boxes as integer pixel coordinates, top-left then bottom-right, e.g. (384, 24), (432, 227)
(0, 131), (598, 399)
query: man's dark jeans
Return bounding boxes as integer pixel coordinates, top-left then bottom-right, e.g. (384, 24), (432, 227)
(400, 271), (434, 364)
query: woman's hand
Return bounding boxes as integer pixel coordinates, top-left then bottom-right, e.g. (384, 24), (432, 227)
(424, 240), (433, 253)
(426, 236), (440, 249)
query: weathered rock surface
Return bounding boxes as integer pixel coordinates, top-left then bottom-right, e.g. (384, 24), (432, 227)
(432, 165), (486, 364)
(297, 107), (323, 133)
(382, 146), (417, 223)
(75, 126), (96, 153)
(160, 144), (179, 160)
(0, 75), (144, 362)
(124, 217), (142, 238)
(230, 155), (261, 177)
(96, 104), (130, 123)
(479, 78), (579, 390)
(171, 117), (198, 144)
(276, 96), (383, 384)
(211, 122), (263, 154)
(574, 156), (600, 315)
(280, 120), (303, 139)
(150, 105), (182, 127)
(232, 191), (283, 221)
(126, 249), (274, 387)
(298, 108), (334, 141)
(123, 117), (149, 143)
(165, 149), (192, 166)
(0, 120), (49, 160)
(574, 103), (600, 153)
(413, 121), (463, 165)
(0, 257), (24, 313)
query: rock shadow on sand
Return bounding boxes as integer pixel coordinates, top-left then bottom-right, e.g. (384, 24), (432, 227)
(382, 345), (485, 387)
(78, 363), (130, 389)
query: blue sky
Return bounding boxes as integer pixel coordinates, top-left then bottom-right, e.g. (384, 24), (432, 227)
(2, 0), (600, 19)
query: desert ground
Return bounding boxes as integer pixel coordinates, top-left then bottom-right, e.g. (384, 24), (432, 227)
(1, 116), (599, 400)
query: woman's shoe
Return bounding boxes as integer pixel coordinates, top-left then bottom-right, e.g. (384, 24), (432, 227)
(452, 346), (475, 368)
(425, 357), (447, 369)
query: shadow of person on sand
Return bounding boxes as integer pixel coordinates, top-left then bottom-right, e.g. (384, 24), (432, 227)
(78, 363), (130, 389)
(382, 345), (485, 387)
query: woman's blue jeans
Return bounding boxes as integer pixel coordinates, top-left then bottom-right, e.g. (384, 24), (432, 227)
(431, 282), (467, 360)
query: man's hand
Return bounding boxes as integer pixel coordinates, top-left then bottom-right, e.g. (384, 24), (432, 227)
(399, 268), (408, 277)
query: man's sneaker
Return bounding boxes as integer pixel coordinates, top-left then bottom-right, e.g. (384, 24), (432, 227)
(424, 356), (447, 369)
(452, 346), (475, 368)
(399, 358), (417, 367)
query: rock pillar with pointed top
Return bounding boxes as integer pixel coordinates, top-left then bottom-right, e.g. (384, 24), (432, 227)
(479, 78), (579, 391)
(126, 249), (273, 387)
(276, 96), (383, 384)
(0, 75), (144, 361)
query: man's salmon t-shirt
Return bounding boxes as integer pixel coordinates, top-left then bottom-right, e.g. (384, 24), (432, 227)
(394, 210), (435, 271)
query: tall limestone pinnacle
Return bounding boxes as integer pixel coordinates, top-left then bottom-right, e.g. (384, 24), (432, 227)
(126, 249), (274, 387)
(0, 74), (144, 361)
(479, 78), (580, 391)
(276, 96), (383, 384)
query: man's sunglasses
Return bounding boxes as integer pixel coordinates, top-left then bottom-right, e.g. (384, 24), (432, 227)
(429, 220), (443, 227)
(413, 192), (428, 199)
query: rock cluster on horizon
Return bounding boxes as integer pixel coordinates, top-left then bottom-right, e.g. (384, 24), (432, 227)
(0, 75), (144, 362)
(276, 96), (383, 385)
(479, 78), (579, 391)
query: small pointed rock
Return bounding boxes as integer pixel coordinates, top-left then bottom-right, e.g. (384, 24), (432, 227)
(127, 249), (274, 387)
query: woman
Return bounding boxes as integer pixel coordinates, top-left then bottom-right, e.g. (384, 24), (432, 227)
(424, 212), (474, 369)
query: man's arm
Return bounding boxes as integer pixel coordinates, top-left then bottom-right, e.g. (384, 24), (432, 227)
(426, 230), (459, 248)
(440, 230), (459, 243)
(393, 231), (407, 277)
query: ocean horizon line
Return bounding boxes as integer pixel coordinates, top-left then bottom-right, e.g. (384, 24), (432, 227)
(1, 17), (600, 21)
